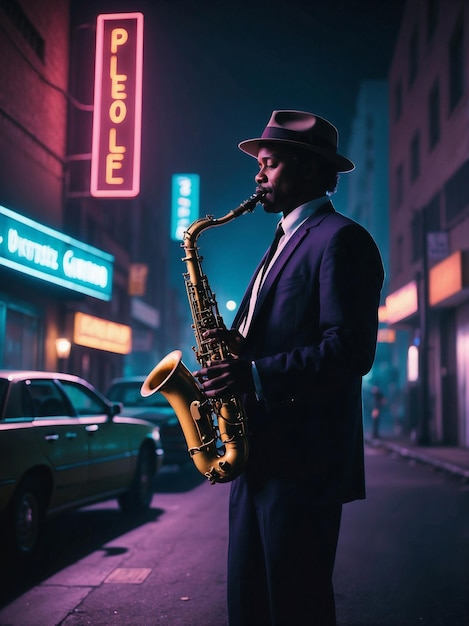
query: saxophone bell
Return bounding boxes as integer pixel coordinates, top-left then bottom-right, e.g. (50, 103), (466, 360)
(141, 350), (248, 484)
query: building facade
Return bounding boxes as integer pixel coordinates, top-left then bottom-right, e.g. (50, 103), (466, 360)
(387, 0), (469, 446)
(346, 80), (409, 437)
(0, 1), (176, 391)
(0, 0), (75, 373)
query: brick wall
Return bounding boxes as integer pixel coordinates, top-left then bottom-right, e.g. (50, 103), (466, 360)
(0, 0), (70, 225)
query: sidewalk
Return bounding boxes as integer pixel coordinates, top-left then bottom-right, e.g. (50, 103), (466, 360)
(365, 435), (469, 481)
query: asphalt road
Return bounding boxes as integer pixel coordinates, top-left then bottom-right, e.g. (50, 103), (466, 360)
(334, 446), (469, 625)
(1, 448), (468, 625)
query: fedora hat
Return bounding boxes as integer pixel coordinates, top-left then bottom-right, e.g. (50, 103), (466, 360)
(238, 110), (354, 173)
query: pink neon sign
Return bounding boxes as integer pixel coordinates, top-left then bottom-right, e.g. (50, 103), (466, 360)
(91, 12), (144, 198)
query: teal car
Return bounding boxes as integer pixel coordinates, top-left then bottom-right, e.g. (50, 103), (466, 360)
(0, 370), (164, 563)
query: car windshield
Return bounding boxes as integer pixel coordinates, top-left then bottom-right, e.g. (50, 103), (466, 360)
(107, 382), (169, 408)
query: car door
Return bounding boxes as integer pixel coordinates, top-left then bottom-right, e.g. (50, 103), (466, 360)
(26, 379), (89, 509)
(58, 380), (132, 496)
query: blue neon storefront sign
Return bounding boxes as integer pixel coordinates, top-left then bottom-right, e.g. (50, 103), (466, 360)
(0, 205), (114, 301)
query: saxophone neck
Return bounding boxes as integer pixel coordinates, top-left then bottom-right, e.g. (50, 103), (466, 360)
(183, 215), (217, 250)
(182, 190), (266, 248)
(230, 189), (266, 218)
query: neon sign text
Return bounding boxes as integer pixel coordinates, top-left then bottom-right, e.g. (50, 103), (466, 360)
(0, 204), (113, 301)
(91, 13), (144, 198)
(171, 174), (200, 241)
(63, 250), (109, 288)
(74, 312), (131, 354)
(8, 229), (59, 270)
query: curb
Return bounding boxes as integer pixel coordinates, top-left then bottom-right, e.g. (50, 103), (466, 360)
(366, 439), (469, 482)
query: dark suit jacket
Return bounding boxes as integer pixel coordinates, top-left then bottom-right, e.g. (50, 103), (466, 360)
(232, 202), (384, 503)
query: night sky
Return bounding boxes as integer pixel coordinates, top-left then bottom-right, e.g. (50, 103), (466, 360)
(72, 0), (406, 323)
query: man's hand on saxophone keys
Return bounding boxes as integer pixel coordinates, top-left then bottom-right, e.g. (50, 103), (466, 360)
(201, 327), (245, 356)
(193, 329), (254, 398)
(193, 357), (255, 398)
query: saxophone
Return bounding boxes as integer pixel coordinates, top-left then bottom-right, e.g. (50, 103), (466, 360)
(141, 190), (265, 484)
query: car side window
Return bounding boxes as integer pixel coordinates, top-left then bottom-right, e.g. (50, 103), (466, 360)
(27, 380), (71, 417)
(60, 380), (107, 416)
(4, 381), (36, 419)
(0, 380), (8, 418)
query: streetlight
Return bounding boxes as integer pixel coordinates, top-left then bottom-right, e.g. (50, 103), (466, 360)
(55, 338), (71, 371)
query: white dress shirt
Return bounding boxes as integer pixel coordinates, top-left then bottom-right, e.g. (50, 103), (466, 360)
(238, 196), (329, 338)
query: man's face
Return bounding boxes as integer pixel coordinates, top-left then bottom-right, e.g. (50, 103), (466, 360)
(255, 146), (307, 215)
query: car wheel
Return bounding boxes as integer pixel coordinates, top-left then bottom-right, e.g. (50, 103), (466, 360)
(118, 446), (156, 513)
(7, 477), (45, 562)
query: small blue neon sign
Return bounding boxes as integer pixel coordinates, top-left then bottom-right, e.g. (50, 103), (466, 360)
(171, 174), (200, 241)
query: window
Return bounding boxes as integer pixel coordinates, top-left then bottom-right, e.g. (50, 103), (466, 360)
(428, 80), (440, 149)
(0, 0), (45, 61)
(107, 381), (143, 406)
(60, 380), (107, 416)
(4, 382), (35, 419)
(445, 159), (469, 222)
(449, 15), (464, 111)
(394, 79), (403, 121)
(395, 164), (404, 209)
(411, 211), (423, 262)
(409, 25), (419, 87)
(426, 0), (438, 41)
(425, 192), (441, 232)
(27, 380), (71, 417)
(396, 235), (404, 275)
(411, 198), (441, 263)
(2, 306), (40, 369)
(410, 132), (420, 181)
(0, 380), (8, 413)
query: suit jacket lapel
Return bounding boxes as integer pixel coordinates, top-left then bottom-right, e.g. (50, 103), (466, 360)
(233, 202), (335, 331)
(249, 202), (334, 327)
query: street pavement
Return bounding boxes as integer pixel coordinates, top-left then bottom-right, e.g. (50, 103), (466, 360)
(0, 437), (468, 625)
(0, 462), (230, 626)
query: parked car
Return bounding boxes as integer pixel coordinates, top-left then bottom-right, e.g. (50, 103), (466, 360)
(0, 370), (164, 563)
(106, 376), (188, 466)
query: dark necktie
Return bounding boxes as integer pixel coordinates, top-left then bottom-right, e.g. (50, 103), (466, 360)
(260, 223), (284, 280)
(237, 223), (285, 335)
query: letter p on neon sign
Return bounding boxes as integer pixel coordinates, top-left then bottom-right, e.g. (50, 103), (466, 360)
(91, 13), (144, 198)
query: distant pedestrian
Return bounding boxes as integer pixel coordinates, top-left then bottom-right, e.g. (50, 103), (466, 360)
(371, 385), (385, 438)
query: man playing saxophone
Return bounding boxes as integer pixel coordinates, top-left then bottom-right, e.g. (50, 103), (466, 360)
(193, 110), (384, 626)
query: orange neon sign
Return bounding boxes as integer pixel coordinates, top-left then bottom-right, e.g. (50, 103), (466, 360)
(91, 12), (144, 198)
(429, 250), (469, 306)
(74, 312), (132, 354)
(385, 280), (418, 324)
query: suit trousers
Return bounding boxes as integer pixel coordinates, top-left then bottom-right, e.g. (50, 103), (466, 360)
(227, 473), (342, 626)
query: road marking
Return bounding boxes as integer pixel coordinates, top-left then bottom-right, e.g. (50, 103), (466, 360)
(104, 568), (152, 584)
(365, 446), (386, 455)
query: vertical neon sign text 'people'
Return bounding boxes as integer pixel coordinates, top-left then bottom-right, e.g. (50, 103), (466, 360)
(91, 13), (144, 197)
